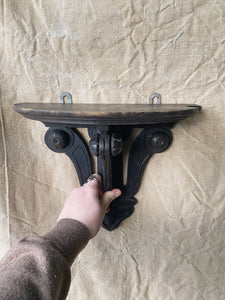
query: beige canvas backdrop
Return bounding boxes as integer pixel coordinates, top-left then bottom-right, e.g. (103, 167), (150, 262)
(1, 0), (225, 299)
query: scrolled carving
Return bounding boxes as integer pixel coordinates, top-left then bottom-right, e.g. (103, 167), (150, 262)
(89, 132), (123, 157)
(111, 133), (123, 156)
(89, 135), (100, 157)
(125, 126), (173, 200)
(146, 129), (172, 153)
(45, 127), (92, 185)
(44, 127), (73, 153)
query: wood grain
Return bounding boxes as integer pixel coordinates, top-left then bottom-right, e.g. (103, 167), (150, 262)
(14, 103), (201, 125)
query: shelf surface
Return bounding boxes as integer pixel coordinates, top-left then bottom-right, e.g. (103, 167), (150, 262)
(14, 103), (201, 125)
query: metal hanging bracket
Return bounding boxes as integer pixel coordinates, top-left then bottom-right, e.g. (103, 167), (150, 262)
(149, 93), (161, 104)
(60, 92), (73, 104)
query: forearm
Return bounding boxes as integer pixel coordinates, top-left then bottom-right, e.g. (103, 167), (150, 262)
(0, 174), (119, 299)
(0, 219), (91, 300)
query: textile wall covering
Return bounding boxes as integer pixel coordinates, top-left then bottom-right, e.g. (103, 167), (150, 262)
(1, 1), (225, 299)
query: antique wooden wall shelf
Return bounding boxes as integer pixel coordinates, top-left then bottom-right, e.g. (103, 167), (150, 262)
(14, 93), (201, 231)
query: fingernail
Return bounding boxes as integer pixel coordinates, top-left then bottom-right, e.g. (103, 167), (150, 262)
(114, 190), (121, 198)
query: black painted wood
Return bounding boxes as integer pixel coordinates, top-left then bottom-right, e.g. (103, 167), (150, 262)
(44, 127), (92, 185)
(102, 125), (173, 231)
(125, 125), (173, 198)
(14, 103), (201, 125)
(14, 102), (201, 231)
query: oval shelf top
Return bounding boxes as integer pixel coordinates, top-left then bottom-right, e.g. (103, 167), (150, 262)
(14, 103), (201, 125)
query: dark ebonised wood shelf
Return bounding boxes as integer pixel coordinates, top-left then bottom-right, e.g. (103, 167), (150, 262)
(14, 103), (201, 126)
(14, 101), (201, 231)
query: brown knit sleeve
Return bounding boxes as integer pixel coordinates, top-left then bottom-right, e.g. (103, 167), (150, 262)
(0, 219), (91, 300)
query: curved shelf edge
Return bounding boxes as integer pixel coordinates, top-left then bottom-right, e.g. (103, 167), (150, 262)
(14, 103), (201, 126)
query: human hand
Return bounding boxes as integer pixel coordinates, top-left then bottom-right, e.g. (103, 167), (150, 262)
(57, 174), (121, 238)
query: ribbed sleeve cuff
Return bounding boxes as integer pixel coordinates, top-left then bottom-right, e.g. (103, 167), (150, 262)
(42, 218), (91, 266)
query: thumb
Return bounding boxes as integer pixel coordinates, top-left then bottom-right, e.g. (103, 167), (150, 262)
(101, 189), (121, 208)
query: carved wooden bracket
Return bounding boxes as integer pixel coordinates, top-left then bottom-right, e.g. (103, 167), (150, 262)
(14, 93), (201, 231)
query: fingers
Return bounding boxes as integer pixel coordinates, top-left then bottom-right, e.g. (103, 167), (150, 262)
(86, 174), (102, 185)
(84, 173), (103, 195)
(102, 189), (121, 209)
(83, 174), (121, 208)
(105, 207), (110, 213)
